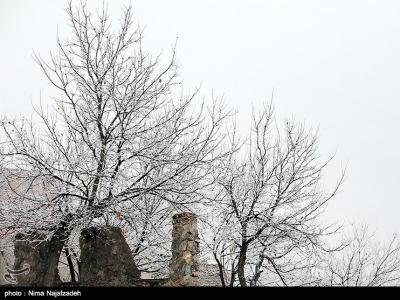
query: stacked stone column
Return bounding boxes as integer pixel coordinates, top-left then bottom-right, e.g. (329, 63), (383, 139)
(168, 212), (200, 286)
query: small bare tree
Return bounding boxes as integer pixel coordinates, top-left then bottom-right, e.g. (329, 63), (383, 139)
(203, 103), (345, 287)
(0, 0), (229, 278)
(318, 225), (400, 286)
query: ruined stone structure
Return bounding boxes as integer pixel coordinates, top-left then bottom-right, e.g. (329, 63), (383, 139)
(0, 213), (221, 287)
(13, 232), (64, 286)
(167, 212), (200, 286)
(0, 251), (7, 285)
(79, 226), (141, 286)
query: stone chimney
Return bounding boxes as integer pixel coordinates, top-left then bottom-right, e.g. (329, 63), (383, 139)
(169, 212), (200, 286)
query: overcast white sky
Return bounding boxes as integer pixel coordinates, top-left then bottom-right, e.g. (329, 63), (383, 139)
(1, 0), (399, 240)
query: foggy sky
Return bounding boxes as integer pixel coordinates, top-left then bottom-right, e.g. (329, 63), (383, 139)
(1, 0), (399, 240)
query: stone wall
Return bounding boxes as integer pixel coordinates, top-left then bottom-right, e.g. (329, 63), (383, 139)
(79, 226), (141, 286)
(0, 251), (6, 285)
(1, 212), (221, 287)
(13, 232), (64, 287)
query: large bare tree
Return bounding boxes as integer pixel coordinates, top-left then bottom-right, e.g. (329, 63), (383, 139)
(0, 0), (229, 276)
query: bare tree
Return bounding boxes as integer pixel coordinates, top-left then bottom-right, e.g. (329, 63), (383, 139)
(317, 225), (400, 286)
(203, 103), (345, 287)
(0, 0), (229, 277)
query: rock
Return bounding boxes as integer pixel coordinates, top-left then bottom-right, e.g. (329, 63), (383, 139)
(79, 226), (140, 286)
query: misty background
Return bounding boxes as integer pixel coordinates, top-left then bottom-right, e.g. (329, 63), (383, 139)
(0, 0), (399, 240)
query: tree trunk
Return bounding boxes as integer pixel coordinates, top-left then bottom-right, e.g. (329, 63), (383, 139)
(65, 248), (77, 282)
(237, 242), (248, 287)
